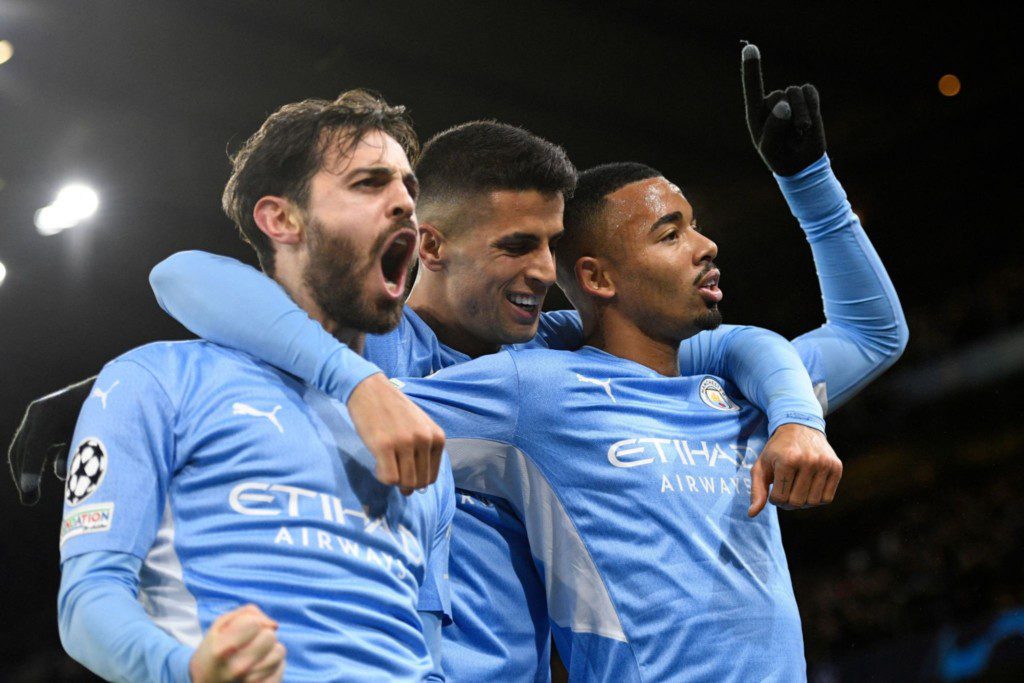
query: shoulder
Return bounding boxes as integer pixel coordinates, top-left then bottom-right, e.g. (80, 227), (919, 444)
(106, 341), (283, 406)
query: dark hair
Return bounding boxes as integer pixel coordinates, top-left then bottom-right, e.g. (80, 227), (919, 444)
(415, 121), (577, 231)
(557, 162), (663, 284)
(222, 89), (418, 275)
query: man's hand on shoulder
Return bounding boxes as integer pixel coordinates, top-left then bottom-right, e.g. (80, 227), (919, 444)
(748, 423), (842, 517)
(190, 604), (285, 683)
(347, 373), (446, 495)
(8, 375), (97, 505)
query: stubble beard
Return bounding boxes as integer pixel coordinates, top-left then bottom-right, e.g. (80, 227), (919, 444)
(303, 216), (404, 336)
(694, 304), (723, 331)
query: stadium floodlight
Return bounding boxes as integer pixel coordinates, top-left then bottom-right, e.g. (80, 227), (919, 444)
(0, 260), (7, 288)
(35, 183), (100, 236)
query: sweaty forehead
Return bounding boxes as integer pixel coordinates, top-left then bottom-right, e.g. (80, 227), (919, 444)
(605, 177), (689, 233)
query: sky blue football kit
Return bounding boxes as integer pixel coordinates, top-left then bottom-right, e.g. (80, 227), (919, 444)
(58, 341), (454, 682)
(140, 154), (905, 679)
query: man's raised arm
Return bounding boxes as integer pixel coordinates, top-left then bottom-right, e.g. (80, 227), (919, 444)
(741, 42), (908, 413)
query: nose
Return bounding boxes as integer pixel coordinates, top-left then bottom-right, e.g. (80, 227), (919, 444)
(388, 181), (416, 220)
(695, 232), (718, 264)
(525, 245), (557, 289)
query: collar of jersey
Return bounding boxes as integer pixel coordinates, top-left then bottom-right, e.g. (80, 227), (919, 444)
(577, 345), (674, 378)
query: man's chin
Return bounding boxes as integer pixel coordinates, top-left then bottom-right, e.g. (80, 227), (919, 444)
(501, 320), (541, 346)
(361, 302), (406, 335)
(695, 305), (723, 331)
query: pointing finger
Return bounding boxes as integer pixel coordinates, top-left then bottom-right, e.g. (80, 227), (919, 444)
(741, 43), (766, 132)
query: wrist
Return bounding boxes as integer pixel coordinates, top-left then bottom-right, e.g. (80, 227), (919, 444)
(769, 413), (825, 436)
(773, 154), (849, 228)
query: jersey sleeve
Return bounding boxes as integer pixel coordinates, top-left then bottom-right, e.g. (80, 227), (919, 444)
(678, 325), (825, 435)
(58, 551), (193, 683)
(416, 454), (455, 623)
(59, 359), (178, 562)
(397, 351), (521, 444)
(776, 155), (909, 413)
(149, 250), (382, 403)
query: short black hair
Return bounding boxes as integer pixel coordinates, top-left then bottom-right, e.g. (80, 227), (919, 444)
(557, 162), (663, 288)
(223, 89), (418, 276)
(415, 121), (577, 234)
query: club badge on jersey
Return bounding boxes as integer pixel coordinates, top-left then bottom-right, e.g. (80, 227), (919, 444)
(698, 377), (740, 412)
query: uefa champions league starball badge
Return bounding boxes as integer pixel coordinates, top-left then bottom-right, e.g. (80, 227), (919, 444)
(65, 438), (108, 506)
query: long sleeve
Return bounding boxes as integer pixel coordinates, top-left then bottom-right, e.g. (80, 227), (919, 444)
(149, 251), (382, 402)
(678, 325), (825, 435)
(58, 551), (193, 683)
(778, 155), (909, 413)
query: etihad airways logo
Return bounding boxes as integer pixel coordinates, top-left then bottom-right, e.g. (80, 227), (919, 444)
(228, 482), (425, 578)
(608, 438), (761, 497)
(607, 438), (757, 470)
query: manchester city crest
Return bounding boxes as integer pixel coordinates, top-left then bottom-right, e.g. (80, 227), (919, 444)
(699, 377), (740, 412)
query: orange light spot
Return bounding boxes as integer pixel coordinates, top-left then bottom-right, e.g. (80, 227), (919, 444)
(938, 74), (961, 97)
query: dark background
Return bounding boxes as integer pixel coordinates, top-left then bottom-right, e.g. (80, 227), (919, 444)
(1, 2), (1021, 680)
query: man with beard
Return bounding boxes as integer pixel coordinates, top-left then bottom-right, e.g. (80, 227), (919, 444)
(54, 90), (453, 682)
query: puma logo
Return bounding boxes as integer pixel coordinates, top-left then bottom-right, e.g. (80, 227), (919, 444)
(91, 380), (120, 410)
(576, 373), (615, 402)
(232, 402), (284, 434)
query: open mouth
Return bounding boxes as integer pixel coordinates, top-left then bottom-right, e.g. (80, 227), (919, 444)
(380, 228), (417, 298)
(505, 291), (542, 316)
(697, 269), (723, 304)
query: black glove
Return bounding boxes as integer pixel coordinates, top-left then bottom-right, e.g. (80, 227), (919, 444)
(8, 375), (97, 505)
(741, 43), (826, 177)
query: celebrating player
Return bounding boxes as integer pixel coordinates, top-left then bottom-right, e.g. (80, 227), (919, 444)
(54, 90), (453, 682)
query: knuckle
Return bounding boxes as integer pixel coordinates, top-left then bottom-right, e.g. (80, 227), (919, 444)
(228, 661), (251, 679)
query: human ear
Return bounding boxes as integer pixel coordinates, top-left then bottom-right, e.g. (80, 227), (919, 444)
(417, 223), (447, 272)
(576, 256), (616, 300)
(253, 196), (303, 246)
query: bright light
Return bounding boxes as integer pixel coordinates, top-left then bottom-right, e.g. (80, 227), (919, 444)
(938, 74), (961, 97)
(55, 184), (100, 219)
(35, 183), (100, 236)
(0, 260), (7, 288)
(0, 40), (13, 66)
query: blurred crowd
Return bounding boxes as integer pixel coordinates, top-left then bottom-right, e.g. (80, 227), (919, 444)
(796, 463), (1023, 657)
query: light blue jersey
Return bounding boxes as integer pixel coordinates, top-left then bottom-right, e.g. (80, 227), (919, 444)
(147, 154), (907, 680)
(401, 346), (802, 681)
(58, 341), (454, 682)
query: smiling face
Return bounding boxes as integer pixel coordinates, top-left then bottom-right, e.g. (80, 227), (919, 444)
(441, 189), (564, 350)
(602, 176), (722, 342)
(301, 129), (419, 334)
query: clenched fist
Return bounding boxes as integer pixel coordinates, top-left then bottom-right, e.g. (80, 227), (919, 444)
(190, 604), (286, 682)
(748, 423), (843, 517)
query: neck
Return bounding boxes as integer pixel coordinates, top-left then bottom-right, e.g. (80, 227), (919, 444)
(273, 266), (366, 355)
(583, 305), (681, 377)
(405, 275), (500, 359)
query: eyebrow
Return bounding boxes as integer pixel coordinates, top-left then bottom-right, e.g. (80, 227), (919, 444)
(493, 230), (564, 244)
(649, 211), (684, 232)
(346, 166), (416, 183)
(494, 232), (539, 244)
